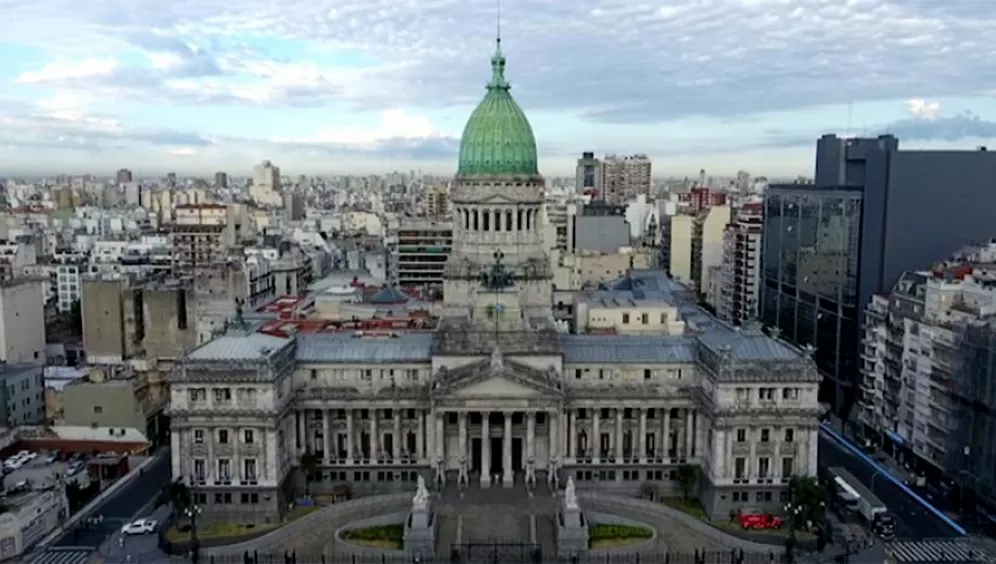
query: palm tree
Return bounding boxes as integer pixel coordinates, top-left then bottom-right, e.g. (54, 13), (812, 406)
(676, 464), (698, 502)
(299, 452), (321, 497)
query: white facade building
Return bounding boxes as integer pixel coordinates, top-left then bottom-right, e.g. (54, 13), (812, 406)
(170, 38), (822, 525)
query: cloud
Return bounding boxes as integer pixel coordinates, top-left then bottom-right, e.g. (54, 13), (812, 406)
(908, 99), (941, 120)
(882, 113), (996, 142)
(4, 0), (996, 124)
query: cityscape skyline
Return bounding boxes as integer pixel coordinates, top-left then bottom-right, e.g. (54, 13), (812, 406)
(2, 0), (996, 176)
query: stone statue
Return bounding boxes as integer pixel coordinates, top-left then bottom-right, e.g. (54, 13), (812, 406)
(413, 475), (430, 510)
(564, 476), (578, 510)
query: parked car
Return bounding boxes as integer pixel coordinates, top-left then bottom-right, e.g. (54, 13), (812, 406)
(121, 519), (158, 535)
(67, 461), (85, 476)
(42, 450), (60, 464)
(737, 509), (783, 530)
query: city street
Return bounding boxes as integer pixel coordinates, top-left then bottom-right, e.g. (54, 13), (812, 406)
(819, 432), (960, 540)
(52, 450), (171, 549)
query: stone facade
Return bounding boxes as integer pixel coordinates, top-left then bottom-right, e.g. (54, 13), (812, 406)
(168, 36), (822, 525)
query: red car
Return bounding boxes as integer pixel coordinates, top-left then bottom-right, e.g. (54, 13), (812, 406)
(738, 510), (784, 530)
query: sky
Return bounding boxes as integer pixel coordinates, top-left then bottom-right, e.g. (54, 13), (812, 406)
(1, 0), (996, 178)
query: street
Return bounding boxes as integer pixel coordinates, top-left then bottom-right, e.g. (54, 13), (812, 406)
(52, 451), (171, 548)
(819, 432), (960, 540)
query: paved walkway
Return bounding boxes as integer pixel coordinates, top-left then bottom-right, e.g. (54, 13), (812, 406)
(204, 494), (411, 557)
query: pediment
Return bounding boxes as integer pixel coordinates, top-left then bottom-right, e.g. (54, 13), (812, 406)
(451, 375), (541, 398)
(432, 358), (564, 400)
(475, 193), (519, 205)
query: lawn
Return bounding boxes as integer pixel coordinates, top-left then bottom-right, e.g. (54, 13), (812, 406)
(588, 523), (653, 549)
(166, 505), (320, 542)
(660, 499), (815, 540)
(341, 524), (405, 550)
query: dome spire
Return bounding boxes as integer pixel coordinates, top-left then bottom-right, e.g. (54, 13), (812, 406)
(488, 0), (509, 90)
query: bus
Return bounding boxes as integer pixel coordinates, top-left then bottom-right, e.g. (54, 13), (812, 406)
(827, 466), (896, 539)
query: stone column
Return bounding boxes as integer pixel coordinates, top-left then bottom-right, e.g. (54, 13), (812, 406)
(458, 412), (468, 460)
(566, 410), (575, 459)
(662, 407), (671, 459)
(370, 409), (379, 460)
(526, 412), (536, 461)
(684, 409), (695, 459)
(323, 409), (332, 463)
(435, 412), (445, 463)
(638, 408), (647, 463)
(592, 409), (601, 463)
(807, 428), (819, 476)
(713, 429), (726, 479)
(773, 437), (782, 480)
(503, 411), (513, 487)
(480, 412), (491, 488)
(547, 410), (557, 465)
(614, 409), (624, 461)
(748, 427), (757, 479)
(346, 409), (354, 463)
(416, 411), (425, 462)
(393, 410), (402, 460)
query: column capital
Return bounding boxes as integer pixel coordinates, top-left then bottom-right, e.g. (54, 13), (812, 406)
(503, 410), (513, 417)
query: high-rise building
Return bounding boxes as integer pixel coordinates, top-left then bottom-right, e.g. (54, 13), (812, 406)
(601, 154), (651, 205)
(390, 219), (452, 287)
(574, 152), (602, 196)
(116, 168), (133, 184)
(678, 187), (727, 213)
(426, 185), (450, 218)
(762, 134), (996, 416)
(251, 160), (281, 205)
(858, 243), (996, 504)
(215, 172), (228, 189)
(716, 201), (763, 326)
(666, 203), (730, 299)
(166, 172), (177, 187)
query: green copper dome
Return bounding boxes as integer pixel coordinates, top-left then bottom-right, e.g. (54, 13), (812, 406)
(457, 41), (539, 177)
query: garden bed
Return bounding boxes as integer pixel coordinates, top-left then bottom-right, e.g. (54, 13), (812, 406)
(588, 523), (653, 550)
(341, 524), (405, 550)
(165, 505), (320, 542)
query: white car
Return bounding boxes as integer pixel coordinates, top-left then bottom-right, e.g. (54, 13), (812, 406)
(21, 451), (37, 462)
(121, 519), (158, 535)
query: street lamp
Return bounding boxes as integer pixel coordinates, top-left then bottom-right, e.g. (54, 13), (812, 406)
(783, 502), (804, 563)
(184, 502), (203, 563)
(869, 469), (884, 494)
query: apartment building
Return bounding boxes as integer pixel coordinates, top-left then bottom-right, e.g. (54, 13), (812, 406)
(601, 154), (652, 205)
(390, 219), (452, 287)
(251, 160), (281, 205)
(0, 364), (45, 425)
(716, 201), (763, 325)
(857, 242), (996, 505)
(426, 185), (450, 219)
(665, 205), (731, 298)
(575, 152), (603, 196)
(0, 278), (46, 365)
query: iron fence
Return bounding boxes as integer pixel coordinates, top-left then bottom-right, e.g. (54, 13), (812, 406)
(195, 550), (788, 564)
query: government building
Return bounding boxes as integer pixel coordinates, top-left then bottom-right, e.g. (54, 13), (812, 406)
(169, 39), (823, 524)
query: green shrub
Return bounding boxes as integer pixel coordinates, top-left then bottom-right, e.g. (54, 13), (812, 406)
(343, 524), (404, 544)
(588, 524), (652, 541)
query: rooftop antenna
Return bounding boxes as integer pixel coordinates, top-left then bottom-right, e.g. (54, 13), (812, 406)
(497, 0), (501, 46)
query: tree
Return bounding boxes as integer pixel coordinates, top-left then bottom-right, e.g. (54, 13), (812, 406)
(299, 451), (321, 497)
(676, 464), (698, 502)
(159, 479), (192, 517)
(787, 475), (828, 531)
(68, 299), (82, 334)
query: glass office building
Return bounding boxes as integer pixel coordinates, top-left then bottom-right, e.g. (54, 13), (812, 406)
(761, 185), (863, 411)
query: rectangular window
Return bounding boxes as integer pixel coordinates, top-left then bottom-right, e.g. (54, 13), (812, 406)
(244, 429), (254, 444)
(734, 457), (746, 479)
(218, 429), (229, 444)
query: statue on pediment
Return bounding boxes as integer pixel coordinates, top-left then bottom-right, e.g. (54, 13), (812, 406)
(480, 249), (514, 290)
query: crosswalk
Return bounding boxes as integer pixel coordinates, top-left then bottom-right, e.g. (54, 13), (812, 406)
(887, 540), (996, 563)
(27, 548), (93, 564)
